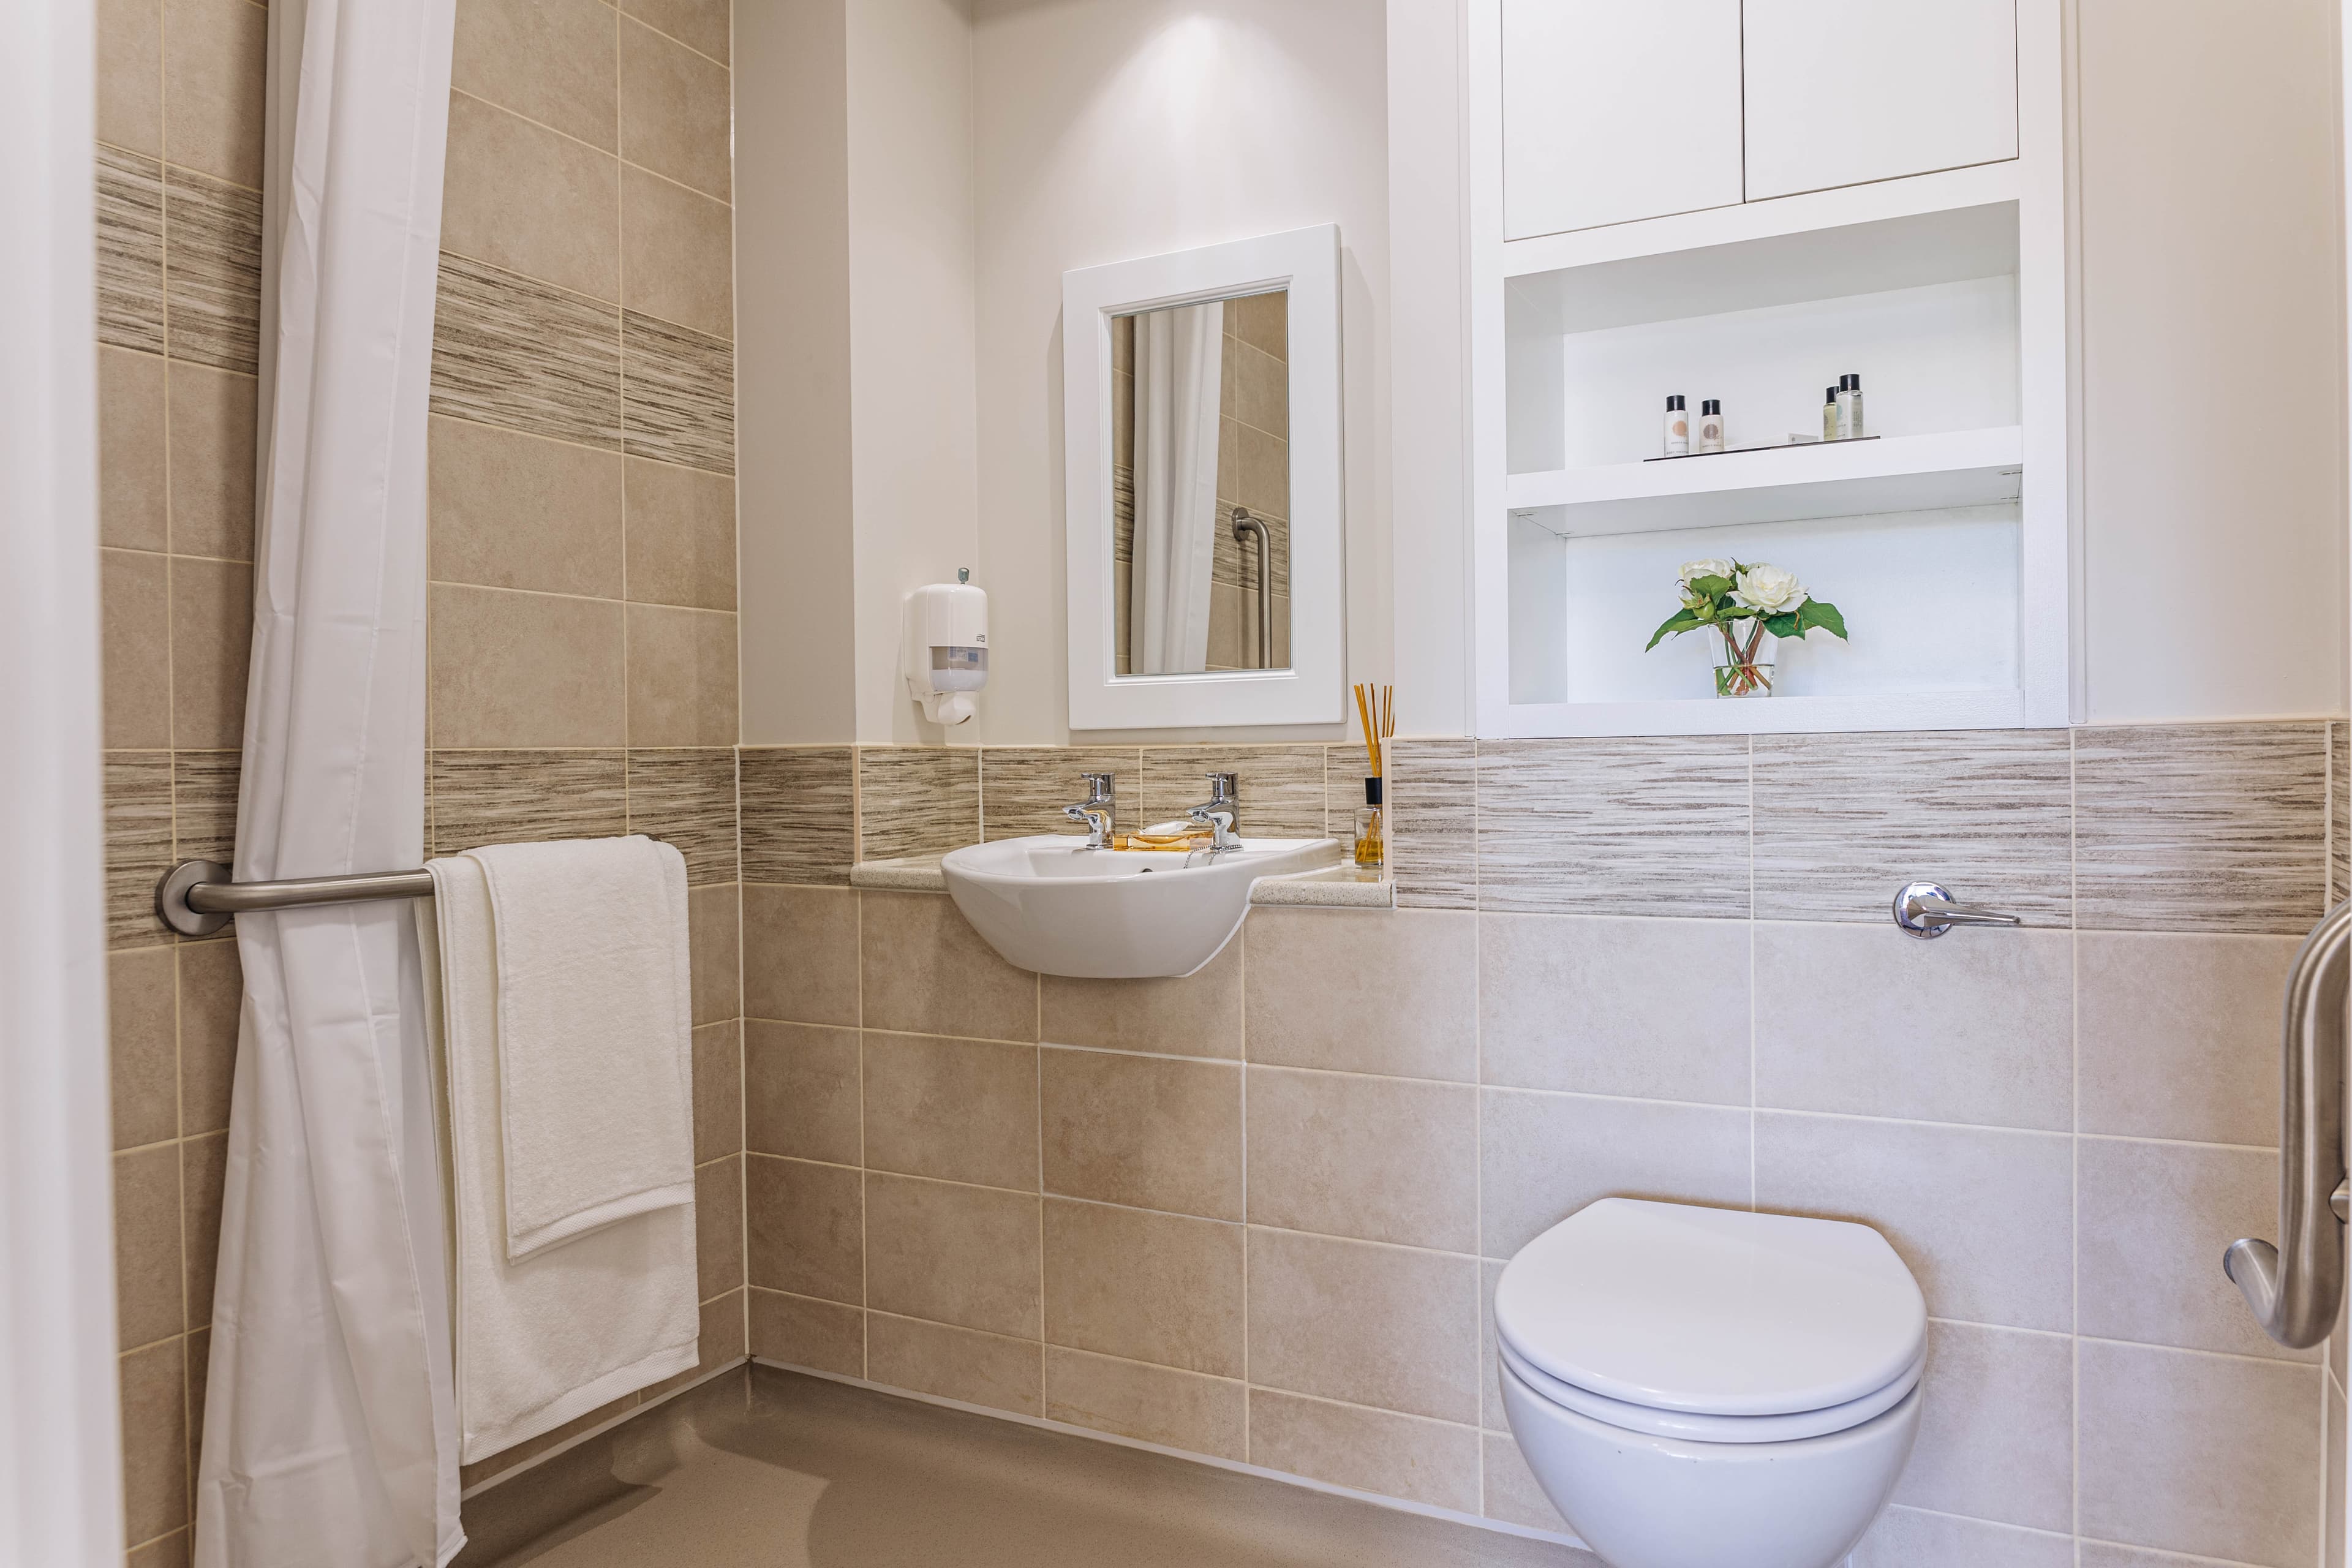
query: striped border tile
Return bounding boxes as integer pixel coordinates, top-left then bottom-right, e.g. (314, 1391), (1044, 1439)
(1476, 737), (1752, 919)
(96, 147), (166, 355)
(1137, 745), (1327, 839)
(1387, 739), (1477, 911)
(739, 747), (855, 886)
(628, 747), (739, 886)
(2332, 722), (2348, 905)
(105, 752), (175, 948)
(428, 749), (627, 856)
(163, 166), (262, 374)
(622, 309), (734, 475)
(979, 747), (1142, 841)
(858, 747), (979, 862)
(172, 752), (240, 867)
(431, 253), (623, 449)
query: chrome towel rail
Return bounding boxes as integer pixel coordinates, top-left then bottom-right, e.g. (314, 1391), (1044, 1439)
(156, 858), (435, 938)
(1231, 507), (1274, 670)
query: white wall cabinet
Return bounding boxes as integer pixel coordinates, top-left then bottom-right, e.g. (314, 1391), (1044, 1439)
(1744, 0), (2018, 200)
(1501, 0), (1743, 241)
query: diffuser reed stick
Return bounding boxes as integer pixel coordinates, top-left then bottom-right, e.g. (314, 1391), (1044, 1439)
(1352, 684), (1395, 872)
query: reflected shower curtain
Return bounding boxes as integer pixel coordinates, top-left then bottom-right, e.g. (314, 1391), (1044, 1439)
(193, 1), (461, 1565)
(1129, 301), (1224, 674)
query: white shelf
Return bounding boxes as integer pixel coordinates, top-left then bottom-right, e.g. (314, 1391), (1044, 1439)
(1490, 688), (2027, 739)
(1505, 426), (2023, 537)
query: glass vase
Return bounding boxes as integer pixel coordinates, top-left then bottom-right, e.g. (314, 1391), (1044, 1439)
(1711, 624), (1775, 698)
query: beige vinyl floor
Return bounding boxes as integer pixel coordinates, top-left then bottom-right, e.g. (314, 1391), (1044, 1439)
(453, 1365), (1598, 1568)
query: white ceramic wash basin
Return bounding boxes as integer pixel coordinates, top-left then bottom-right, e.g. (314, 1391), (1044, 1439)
(940, 834), (1342, 979)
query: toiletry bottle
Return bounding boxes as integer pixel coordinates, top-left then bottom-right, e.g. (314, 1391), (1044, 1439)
(1662, 395), (1689, 458)
(1835, 375), (1857, 440)
(1823, 386), (1840, 442)
(1696, 399), (1724, 454)
(1845, 373), (1864, 438)
(1354, 778), (1385, 870)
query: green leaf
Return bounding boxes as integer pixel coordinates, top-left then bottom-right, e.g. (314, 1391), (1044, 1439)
(1800, 600), (1849, 640)
(1644, 609), (1708, 652)
(1760, 611), (1800, 639)
(1684, 574), (1733, 600)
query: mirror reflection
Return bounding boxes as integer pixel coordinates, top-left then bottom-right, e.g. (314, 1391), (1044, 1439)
(1112, 289), (1291, 676)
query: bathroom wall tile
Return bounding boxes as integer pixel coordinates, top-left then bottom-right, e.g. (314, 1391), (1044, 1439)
(440, 91), (619, 304)
(622, 0), (729, 63)
(428, 416), (624, 599)
(1244, 1389), (1479, 1514)
(693, 1155), (743, 1302)
(626, 605), (737, 748)
(1231, 289), (1287, 360)
(2332, 1374), (2347, 1568)
(186, 1323), (209, 1465)
(453, 0), (617, 152)
(1039, 944), (1241, 1061)
(625, 456), (736, 611)
(110, 947), (178, 1149)
(980, 747), (1142, 841)
(1044, 1347), (1246, 1461)
(1480, 1431), (1569, 1534)
(105, 753), (175, 948)
(102, 551), (170, 750)
(862, 1173), (1040, 1340)
(170, 554), (252, 749)
(1244, 908), (1477, 1082)
(116, 1144), (184, 1348)
(2078, 930), (2297, 1147)
(119, 1336), (188, 1545)
(690, 1020), (741, 1163)
(742, 883), (858, 1025)
(97, 148), (167, 355)
(621, 309), (735, 474)
(1479, 913), (1749, 1104)
(429, 586), (625, 748)
(1853, 1506), (2075, 1568)
(1139, 745), (1327, 839)
(167, 363), (257, 562)
(100, 347), (168, 551)
(1324, 750), (1369, 839)
(1041, 1048), (1242, 1220)
(1754, 922), (2073, 1131)
(1752, 731), (2073, 926)
(182, 1132), (226, 1328)
(627, 747), (737, 884)
(858, 748), (981, 862)
(2076, 723), (2329, 935)
(1042, 1199), (1244, 1377)
(619, 17), (732, 199)
(1755, 1112), (2074, 1332)
(458, 1391), (642, 1491)
(745, 1155), (862, 1305)
(1891, 1321), (2075, 1532)
(428, 750), (627, 853)
(176, 935), (242, 1137)
(1480, 1259), (1507, 1431)
(1387, 739), (1477, 911)
(163, 167), (262, 374)
(676, 1289), (746, 1388)
(170, 752), (238, 865)
(1246, 1068), (1477, 1253)
(162, 0), (265, 185)
(2079, 1136), (2309, 1362)
(745, 1021), (859, 1166)
(2075, 1544), (2221, 1567)
(431, 254), (623, 450)
(1246, 1227), (1479, 1424)
(1479, 1090), (1752, 1259)
(127, 1528), (191, 1568)
(621, 165), (733, 339)
(859, 892), (1036, 1042)
(862, 1033), (1039, 1193)
(748, 1288), (864, 1377)
(1476, 737), (1752, 918)
(739, 748), (856, 886)
(2078, 1338), (2321, 1567)
(2333, 721), (2350, 902)
(687, 881), (738, 1025)
(866, 1313), (1042, 1419)
(98, 0), (162, 157)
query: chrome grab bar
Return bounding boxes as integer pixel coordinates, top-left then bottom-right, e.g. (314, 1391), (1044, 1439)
(2225, 897), (2352, 1349)
(156, 858), (436, 938)
(1231, 508), (1273, 669)
(1892, 881), (2023, 938)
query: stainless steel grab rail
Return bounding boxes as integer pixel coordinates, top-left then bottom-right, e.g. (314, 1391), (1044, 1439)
(1231, 508), (1273, 669)
(155, 858), (436, 938)
(2223, 897), (2352, 1349)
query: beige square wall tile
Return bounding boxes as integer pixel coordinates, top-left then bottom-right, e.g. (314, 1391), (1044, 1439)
(626, 604), (737, 747)
(863, 1173), (1040, 1340)
(859, 892), (1036, 1043)
(690, 1020), (742, 1163)
(1480, 913), (1749, 1104)
(127, 1528), (192, 1568)
(688, 881), (739, 1025)
(1246, 1068), (1477, 1253)
(1245, 1389), (1479, 1514)
(98, 0), (163, 156)
(742, 884), (858, 1025)
(2078, 930), (2298, 1146)
(2079, 1338), (2320, 1566)
(102, 550), (171, 749)
(1755, 1112), (2073, 1332)
(858, 748), (981, 862)
(163, 0), (266, 186)
(1041, 1048), (1241, 1220)
(1891, 1321), (2073, 1532)
(1042, 1199), (1243, 1378)
(1039, 942), (1240, 1060)
(1480, 1430), (1569, 1534)
(167, 363), (257, 562)
(694, 1155), (743, 1302)
(622, 0), (729, 63)
(119, 1336), (188, 1545)
(452, 0), (618, 152)
(619, 16), (732, 199)
(1043, 1347), (1246, 1461)
(866, 1313), (1041, 1419)
(99, 347), (168, 551)
(429, 416), (624, 599)
(744, 1020), (860, 1165)
(625, 457), (736, 611)
(745, 1155), (862, 1305)
(862, 1033), (1039, 1193)
(170, 556), (252, 749)
(116, 1144), (184, 1348)
(748, 1288), (863, 1378)
(110, 947), (178, 1150)
(182, 1133), (226, 1328)
(176, 936), (243, 1137)
(429, 584), (624, 748)
(1479, 1090), (1752, 1259)
(1245, 908), (1477, 1082)
(622, 164), (734, 338)
(1480, 1259), (1507, 1431)
(981, 747), (1141, 841)
(1246, 1227), (1479, 1424)
(1852, 1506), (2075, 1568)
(440, 91), (619, 304)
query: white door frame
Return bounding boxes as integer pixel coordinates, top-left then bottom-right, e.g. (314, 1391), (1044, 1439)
(0, 2), (126, 1564)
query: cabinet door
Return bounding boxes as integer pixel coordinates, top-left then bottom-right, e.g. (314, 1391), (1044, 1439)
(1501, 0), (1743, 241)
(1743, 0), (2018, 200)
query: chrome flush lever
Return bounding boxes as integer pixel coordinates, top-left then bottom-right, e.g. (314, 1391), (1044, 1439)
(1892, 882), (2023, 939)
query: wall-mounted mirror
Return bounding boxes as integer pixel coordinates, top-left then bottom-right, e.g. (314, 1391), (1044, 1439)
(1065, 226), (1344, 730)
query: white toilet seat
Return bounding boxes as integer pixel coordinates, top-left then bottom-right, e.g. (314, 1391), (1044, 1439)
(1496, 1332), (1924, 1444)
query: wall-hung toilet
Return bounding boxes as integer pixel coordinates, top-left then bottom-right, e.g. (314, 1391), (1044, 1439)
(1496, 1198), (1926, 1568)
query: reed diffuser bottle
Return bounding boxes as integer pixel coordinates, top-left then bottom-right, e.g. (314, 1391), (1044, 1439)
(1354, 778), (1384, 869)
(1352, 684), (1394, 873)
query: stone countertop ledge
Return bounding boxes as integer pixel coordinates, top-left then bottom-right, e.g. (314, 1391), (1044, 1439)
(845, 851), (1395, 909)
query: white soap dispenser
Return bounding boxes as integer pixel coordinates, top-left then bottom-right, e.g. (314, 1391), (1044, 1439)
(903, 569), (988, 725)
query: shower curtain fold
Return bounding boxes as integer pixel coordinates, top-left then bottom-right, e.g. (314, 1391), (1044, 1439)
(1129, 300), (1224, 674)
(192, 2), (462, 1566)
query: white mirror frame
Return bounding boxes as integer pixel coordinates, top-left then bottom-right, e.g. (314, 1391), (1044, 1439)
(1062, 224), (1345, 731)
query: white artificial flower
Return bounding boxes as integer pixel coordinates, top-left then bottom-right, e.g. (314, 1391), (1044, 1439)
(1731, 563), (1809, 614)
(1677, 557), (1736, 587)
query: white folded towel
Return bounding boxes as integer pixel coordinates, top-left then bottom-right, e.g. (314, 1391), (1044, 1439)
(468, 835), (696, 1258)
(419, 845), (700, 1463)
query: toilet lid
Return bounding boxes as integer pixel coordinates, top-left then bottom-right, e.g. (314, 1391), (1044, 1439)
(1494, 1198), (1926, 1418)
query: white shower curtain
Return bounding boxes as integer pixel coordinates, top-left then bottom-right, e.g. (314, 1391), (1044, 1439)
(193, 1), (461, 1565)
(1129, 300), (1224, 674)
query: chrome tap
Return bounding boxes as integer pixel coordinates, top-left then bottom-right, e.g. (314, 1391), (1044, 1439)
(1063, 772), (1115, 848)
(1186, 772), (1240, 853)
